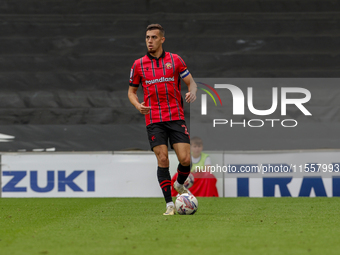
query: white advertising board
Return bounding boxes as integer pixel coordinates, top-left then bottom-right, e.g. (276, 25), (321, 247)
(223, 150), (340, 197)
(1, 152), (161, 198)
(2, 150), (340, 198)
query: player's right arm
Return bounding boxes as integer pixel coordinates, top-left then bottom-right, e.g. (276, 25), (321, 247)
(128, 61), (151, 115)
(128, 86), (150, 115)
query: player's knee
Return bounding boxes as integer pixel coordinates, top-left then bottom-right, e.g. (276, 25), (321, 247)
(157, 154), (169, 166)
(179, 155), (191, 167)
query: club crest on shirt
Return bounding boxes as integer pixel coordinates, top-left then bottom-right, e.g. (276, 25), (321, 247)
(165, 62), (172, 69)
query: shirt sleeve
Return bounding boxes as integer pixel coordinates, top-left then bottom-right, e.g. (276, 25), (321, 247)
(176, 55), (190, 79)
(129, 61), (140, 87)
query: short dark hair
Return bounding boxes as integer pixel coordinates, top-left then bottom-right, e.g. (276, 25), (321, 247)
(191, 136), (203, 146)
(146, 24), (165, 37)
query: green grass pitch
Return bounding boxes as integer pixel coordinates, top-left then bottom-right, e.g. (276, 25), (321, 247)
(1, 197), (340, 255)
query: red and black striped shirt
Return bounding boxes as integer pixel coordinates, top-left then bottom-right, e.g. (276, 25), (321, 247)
(129, 51), (190, 126)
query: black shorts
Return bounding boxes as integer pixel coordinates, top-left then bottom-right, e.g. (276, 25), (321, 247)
(146, 120), (190, 150)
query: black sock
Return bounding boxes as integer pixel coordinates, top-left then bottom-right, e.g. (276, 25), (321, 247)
(157, 166), (173, 203)
(176, 163), (190, 184)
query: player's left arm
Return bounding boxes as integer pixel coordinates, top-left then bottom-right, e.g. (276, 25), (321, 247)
(183, 73), (197, 103)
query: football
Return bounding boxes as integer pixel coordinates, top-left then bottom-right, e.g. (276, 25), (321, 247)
(175, 193), (198, 215)
(184, 173), (194, 189)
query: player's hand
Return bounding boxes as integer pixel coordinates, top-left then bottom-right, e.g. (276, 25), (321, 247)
(185, 92), (196, 103)
(137, 102), (151, 115)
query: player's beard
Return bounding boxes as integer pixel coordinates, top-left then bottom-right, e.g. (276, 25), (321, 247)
(148, 48), (156, 54)
(148, 44), (160, 54)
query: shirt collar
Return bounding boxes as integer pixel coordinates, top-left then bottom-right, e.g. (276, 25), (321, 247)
(147, 50), (166, 60)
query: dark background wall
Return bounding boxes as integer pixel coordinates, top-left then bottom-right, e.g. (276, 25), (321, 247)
(0, 0), (339, 151)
